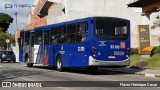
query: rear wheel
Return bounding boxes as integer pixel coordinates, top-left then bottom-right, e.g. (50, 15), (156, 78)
(56, 55), (64, 72)
(25, 54), (33, 67)
(8, 61), (10, 63)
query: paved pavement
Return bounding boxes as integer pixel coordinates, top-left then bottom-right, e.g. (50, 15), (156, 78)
(0, 62), (160, 90)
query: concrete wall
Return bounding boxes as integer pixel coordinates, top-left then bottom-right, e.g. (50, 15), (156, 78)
(47, 0), (160, 48)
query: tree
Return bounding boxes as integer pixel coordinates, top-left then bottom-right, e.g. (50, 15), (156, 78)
(151, 16), (160, 29)
(0, 13), (13, 32)
(0, 32), (15, 49)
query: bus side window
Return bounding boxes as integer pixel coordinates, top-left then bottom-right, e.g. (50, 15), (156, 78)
(58, 26), (66, 43)
(24, 31), (30, 45)
(58, 35), (66, 43)
(76, 22), (88, 42)
(50, 27), (58, 44)
(51, 36), (58, 43)
(44, 31), (49, 44)
(35, 30), (42, 45)
(66, 24), (76, 43)
(19, 32), (24, 49)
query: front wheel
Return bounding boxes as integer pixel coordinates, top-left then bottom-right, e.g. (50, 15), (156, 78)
(56, 55), (64, 72)
(27, 63), (33, 67)
(13, 61), (16, 63)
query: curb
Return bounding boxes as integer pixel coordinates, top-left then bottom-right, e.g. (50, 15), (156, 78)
(135, 72), (160, 77)
(100, 68), (160, 77)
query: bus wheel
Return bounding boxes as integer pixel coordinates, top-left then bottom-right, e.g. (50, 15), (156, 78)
(56, 55), (64, 72)
(27, 63), (33, 67)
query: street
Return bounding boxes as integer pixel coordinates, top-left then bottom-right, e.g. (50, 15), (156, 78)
(0, 62), (160, 90)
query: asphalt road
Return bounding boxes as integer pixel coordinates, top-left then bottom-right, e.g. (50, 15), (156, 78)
(0, 62), (160, 90)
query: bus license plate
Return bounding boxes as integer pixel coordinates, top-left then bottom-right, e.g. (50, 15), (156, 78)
(108, 56), (115, 59)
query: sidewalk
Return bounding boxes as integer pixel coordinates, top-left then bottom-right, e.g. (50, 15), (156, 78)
(100, 67), (160, 77)
(135, 69), (160, 77)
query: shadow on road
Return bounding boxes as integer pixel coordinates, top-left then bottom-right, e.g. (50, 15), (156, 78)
(31, 65), (144, 75)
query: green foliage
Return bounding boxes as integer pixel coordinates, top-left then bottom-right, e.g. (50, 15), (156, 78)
(130, 48), (138, 55)
(0, 13), (13, 32)
(151, 46), (160, 55)
(147, 54), (160, 68)
(130, 54), (160, 68)
(0, 32), (15, 49)
(130, 54), (140, 66)
(151, 15), (160, 29)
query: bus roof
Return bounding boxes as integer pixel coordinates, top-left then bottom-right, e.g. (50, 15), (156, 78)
(23, 16), (130, 31)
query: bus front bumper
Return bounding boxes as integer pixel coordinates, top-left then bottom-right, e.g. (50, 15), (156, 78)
(89, 56), (130, 66)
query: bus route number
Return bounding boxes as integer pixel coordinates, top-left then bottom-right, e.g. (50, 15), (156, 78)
(110, 45), (120, 49)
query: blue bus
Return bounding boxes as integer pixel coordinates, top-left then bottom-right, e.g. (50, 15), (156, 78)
(18, 17), (130, 71)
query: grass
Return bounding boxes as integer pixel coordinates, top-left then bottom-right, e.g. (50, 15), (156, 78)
(130, 54), (160, 69)
(147, 54), (160, 68)
(130, 54), (140, 66)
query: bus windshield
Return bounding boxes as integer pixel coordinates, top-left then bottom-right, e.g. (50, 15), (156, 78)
(95, 19), (128, 40)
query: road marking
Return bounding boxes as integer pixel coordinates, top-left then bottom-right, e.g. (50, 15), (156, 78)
(0, 66), (4, 67)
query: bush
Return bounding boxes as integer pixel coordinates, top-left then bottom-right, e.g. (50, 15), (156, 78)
(151, 46), (160, 55)
(130, 48), (138, 55)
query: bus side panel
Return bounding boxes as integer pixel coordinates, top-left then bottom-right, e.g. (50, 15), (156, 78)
(44, 44), (51, 65)
(55, 44), (70, 67)
(35, 44), (43, 64)
(19, 49), (23, 62)
(34, 45), (40, 63)
(48, 45), (54, 66)
(62, 44), (76, 67)
(48, 44), (59, 66)
(70, 43), (88, 67)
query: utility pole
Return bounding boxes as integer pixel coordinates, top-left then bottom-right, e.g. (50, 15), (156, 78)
(14, 12), (18, 31)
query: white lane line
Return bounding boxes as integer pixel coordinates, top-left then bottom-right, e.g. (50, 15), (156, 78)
(0, 66), (4, 67)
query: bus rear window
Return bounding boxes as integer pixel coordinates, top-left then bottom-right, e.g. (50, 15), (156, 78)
(95, 19), (128, 40)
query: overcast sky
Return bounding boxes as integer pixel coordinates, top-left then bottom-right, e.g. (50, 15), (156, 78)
(0, 0), (35, 34)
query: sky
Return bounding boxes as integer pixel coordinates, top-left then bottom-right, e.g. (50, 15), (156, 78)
(0, 0), (36, 34)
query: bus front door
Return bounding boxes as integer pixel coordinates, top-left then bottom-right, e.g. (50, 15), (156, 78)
(29, 31), (34, 63)
(42, 30), (50, 65)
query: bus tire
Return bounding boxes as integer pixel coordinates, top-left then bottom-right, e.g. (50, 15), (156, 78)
(25, 54), (29, 63)
(56, 55), (64, 72)
(27, 63), (33, 67)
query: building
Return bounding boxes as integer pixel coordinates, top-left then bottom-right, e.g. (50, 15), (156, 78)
(128, 0), (160, 46)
